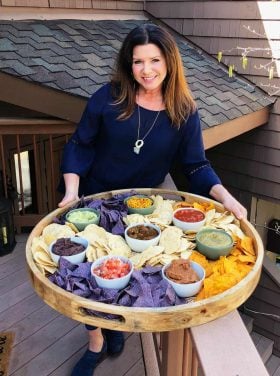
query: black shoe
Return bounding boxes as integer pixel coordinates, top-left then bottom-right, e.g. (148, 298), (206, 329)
(70, 338), (107, 376)
(102, 329), (124, 356)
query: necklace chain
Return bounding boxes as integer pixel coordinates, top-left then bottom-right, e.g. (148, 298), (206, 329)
(134, 105), (161, 154)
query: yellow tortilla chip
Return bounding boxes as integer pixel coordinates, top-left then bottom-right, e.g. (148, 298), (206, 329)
(241, 236), (255, 256)
(236, 254), (256, 263)
(173, 201), (193, 210)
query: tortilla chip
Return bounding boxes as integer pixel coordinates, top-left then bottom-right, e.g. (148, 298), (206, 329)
(204, 209), (216, 225)
(123, 214), (149, 226)
(31, 237), (49, 255)
(218, 224), (245, 239)
(160, 227), (183, 254)
(241, 236), (255, 256)
(147, 196), (174, 225)
(86, 245), (98, 262)
(42, 223), (75, 245)
(107, 233), (132, 258)
(189, 251), (213, 277)
(173, 201), (193, 210)
(130, 245), (165, 269)
(236, 254), (256, 263)
(65, 221), (79, 233)
(180, 250), (192, 259)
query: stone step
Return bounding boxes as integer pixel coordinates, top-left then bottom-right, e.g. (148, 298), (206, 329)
(240, 311), (274, 365)
(266, 355), (280, 376)
(239, 311), (254, 333)
(251, 331), (274, 364)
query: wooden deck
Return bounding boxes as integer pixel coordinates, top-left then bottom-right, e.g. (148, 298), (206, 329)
(0, 234), (146, 376)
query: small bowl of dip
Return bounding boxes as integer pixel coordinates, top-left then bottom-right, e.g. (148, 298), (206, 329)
(49, 236), (88, 264)
(172, 207), (206, 232)
(124, 195), (155, 215)
(124, 223), (161, 253)
(162, 259), (205, 298)
(91, 255), (133, 290)
(65, 208), (100, 231)
(196, 228), (234, 260)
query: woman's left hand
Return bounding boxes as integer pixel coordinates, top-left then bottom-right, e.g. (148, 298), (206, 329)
(209, 184), (247, 220)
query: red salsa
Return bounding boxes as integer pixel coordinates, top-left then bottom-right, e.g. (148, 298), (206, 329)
(93, 258), (131, 280)
(174, 209), (205, 223)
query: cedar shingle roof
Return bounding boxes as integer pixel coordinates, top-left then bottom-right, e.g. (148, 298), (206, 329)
(0, 19), (274, 128)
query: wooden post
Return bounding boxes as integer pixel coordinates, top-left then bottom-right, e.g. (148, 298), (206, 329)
(161, 330), (184, 376)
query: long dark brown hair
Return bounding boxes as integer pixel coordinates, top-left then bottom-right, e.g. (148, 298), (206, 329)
(111, 23), (196, 127)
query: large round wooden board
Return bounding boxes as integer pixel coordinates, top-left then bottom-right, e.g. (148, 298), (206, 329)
(26, 189), (264, 332)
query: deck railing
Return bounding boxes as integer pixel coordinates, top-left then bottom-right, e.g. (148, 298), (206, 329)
(0, 118), (75, 230)
(141, 310), (269, 376)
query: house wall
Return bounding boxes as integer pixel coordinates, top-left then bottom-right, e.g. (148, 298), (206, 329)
(146, 0), (280, 208)
(0, 0), (144, 10)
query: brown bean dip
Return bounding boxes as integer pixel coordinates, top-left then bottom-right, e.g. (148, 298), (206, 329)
(127, 225), (158, 240)
(165, 259), (199, 284)
(52, 238), (85, 256)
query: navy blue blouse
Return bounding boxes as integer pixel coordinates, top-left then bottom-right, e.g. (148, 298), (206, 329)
(61, 84), (221, 196)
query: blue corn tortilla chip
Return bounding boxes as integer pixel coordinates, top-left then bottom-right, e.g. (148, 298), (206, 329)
(48, 262), (186, 321)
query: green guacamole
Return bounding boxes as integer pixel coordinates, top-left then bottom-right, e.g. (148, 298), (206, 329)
(198, 231), (232, 247)
(67, 210), (97, 223)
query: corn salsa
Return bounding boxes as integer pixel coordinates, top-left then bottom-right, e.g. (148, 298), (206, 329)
(126, 196), (153, 209)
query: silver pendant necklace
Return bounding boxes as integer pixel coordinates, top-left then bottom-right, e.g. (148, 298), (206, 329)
(134, 105), (161, 154)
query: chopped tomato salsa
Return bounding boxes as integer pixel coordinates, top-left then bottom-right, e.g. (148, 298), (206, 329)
(174, 209), (205, 223)
(93, 258), (131, 279)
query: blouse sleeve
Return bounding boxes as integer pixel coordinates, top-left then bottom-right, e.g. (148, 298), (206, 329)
(61, 84), (109, 177)
(179, 110), (221, 196)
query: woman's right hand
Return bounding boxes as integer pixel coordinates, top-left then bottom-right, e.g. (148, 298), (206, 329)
(58, 191), (79, 208)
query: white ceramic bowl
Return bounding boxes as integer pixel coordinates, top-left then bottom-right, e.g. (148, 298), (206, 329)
(172, 207), (206, 232)
(49, 236), (88, 264)
(91, 255), (133, 290)
(124, 223), (161, 253)
(162, 261), (205, 298)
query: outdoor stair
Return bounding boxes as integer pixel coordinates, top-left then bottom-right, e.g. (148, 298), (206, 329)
(240, 312), (280, 375)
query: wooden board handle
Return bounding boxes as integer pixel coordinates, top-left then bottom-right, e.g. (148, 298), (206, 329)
(71, 300), (138, 330)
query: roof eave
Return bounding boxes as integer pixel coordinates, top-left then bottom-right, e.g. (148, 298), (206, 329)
(203, 107), (270, 150)
(0, 71), (271, 147)
(0, 71), (86, 123)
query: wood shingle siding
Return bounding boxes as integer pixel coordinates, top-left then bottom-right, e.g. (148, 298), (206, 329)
(146, 1), (280, 20)
(0, 0), (144, 8)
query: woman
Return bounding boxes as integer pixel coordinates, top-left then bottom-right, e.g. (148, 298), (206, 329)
(59, 23), (247, 376)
